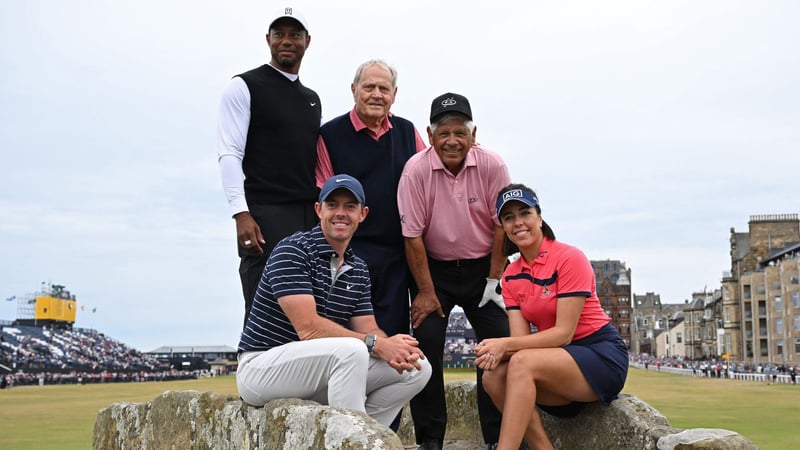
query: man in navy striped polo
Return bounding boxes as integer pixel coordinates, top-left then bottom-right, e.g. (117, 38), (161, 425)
(236, 174), (431, 427)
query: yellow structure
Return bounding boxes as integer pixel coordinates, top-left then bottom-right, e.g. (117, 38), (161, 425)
(34, 295), (77, 323)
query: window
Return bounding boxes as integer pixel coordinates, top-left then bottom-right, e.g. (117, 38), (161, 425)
(676, 332), (682, 343)
(604, 298), (611, 306)
(794, 314), (800, 331)
(776, 318), (784, 334)
(793, 292), (799, 308)
(775, 296), (782, 312)
(724, 308), (731, 323)
(776, 340), (783, 355)
(796, 338), (800, 353)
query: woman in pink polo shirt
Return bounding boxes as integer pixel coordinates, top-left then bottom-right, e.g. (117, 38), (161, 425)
(474, 183), (628, 450)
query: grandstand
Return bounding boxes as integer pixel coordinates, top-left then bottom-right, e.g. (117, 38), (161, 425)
(0, 283), (201, 387)
(443, 309), (478, 368)
(145, 345), (237, 374)
(0, 322), (178, 385)
(1, 283), (481, 388)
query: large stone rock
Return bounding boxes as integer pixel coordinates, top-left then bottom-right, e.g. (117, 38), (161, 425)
(397, 382), (757, 450)
(93, 390), (403, 450)
(94, 382), (759, 449)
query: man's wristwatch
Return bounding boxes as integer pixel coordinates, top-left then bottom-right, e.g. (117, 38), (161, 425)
(365, 334), (377, 354)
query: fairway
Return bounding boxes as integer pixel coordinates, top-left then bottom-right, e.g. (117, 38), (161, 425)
(0, 368), (796, 449)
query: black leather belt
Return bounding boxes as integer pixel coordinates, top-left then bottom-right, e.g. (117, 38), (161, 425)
(428, 255), (490, 268)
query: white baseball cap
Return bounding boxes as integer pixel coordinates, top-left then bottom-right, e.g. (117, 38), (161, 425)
(269, 7), (309, 33)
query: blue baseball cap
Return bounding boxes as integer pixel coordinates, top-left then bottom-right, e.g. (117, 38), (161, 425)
(319, 174), (365, 204)
(496, 188), (539, 219)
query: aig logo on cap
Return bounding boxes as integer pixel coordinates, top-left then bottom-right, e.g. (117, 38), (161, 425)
(503, 189), (524, 201)
(284, 7), (293, 14)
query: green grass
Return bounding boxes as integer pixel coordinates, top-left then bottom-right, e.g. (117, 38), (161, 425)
(0, 369), (797, 449)
(622, 368), (798, 449)
(0, 377), (239, 450)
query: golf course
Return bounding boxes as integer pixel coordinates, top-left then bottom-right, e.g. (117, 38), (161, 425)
(0, 367), (796, 449)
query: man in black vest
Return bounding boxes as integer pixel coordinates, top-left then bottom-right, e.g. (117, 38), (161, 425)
(217, 7), (322, 328)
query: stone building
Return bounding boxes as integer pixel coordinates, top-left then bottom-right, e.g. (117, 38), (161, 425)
(653, 310), (685, 358)
(721, 213), (800, 364)
(590, 259), (632, 348)
(632, 292), (661, 354)
(681, 291), (722, 360)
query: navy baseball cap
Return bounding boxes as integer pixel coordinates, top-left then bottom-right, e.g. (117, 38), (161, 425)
(430, 92), (472, 123)
(319, 174), (365, 204)
(496, 188), (539, 219)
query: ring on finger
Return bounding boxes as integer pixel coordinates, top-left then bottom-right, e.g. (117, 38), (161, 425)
(244, 239), (252, 246)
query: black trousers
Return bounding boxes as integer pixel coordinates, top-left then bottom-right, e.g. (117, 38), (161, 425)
(238, 202), (317, 328)
(350, 241), (411, 431)
(350, 242), (411, 336)
(410, 255), (509, 444)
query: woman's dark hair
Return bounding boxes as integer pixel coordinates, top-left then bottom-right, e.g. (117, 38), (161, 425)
(496, 183), (556, 256)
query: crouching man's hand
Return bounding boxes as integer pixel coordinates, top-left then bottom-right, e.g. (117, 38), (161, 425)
(374, 334), (426, 374)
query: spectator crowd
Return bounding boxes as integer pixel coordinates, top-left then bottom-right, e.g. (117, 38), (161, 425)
(1, 324), (202, 388)
(631, 353), (798, 384)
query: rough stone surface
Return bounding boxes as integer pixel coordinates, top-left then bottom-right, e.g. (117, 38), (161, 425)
(397, 381), (481, 444)
(657, 429), (760, 450)
(93, 390), (403, 450)
(94, 383), (759, 450)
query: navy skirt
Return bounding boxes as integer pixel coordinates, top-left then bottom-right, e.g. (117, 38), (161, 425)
(538, 323), (629, 417)
(565, 322), (629, 404)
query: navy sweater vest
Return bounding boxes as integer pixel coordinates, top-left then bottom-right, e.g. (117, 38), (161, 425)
(238, 65), (321, 205)
(320, 114), (417, 247)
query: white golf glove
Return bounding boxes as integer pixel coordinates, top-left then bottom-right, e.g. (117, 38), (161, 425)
(478, 278), (506, 313)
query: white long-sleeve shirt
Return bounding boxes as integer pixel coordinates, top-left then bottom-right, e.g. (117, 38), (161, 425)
(215, 65), (300, 216)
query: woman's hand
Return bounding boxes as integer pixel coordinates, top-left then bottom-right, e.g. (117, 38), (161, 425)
(474, 338), (509, 371)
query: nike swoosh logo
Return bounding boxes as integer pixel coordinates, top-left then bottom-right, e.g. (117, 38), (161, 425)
(310, 102), (317, 106)
(336, 178), (348, 182)
(346, 284), (353, 290)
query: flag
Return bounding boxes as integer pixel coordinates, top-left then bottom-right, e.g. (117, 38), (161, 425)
(5, 296), (14, 301)
(92, 307), (96, 313)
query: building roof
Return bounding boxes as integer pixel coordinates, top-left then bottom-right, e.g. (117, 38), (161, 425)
(684, 297), (705, 311)
(661, 304), (684, 318)
(634, 292), (661, 308)
(762, 241), (800, 266)
(146, 345), (237, 354)
(590, 260), (629, 285)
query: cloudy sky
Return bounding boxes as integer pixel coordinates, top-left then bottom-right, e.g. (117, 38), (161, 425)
(1, 0), (798, 351)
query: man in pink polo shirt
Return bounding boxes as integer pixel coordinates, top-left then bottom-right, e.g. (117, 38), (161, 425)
(397, 92), (511, 450)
